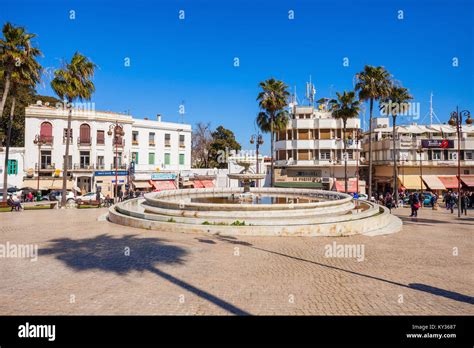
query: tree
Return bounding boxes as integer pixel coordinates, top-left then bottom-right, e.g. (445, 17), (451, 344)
(51, 52), (96, 207)
(256, 78), (290, 186)
(329, 91), (360, 193)
(1, 22), (42, 201)
(208, 125), (241, 169)
(380, 85), (412, 203)
(191, 122), (212, 168)
(355, 66), (392, 199)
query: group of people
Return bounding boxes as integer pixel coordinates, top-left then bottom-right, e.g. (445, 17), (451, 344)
(116, 189), (144, 202)
(444, 191), (473, 215)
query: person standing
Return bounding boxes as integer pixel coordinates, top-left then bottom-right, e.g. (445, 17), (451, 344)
(117, 188), (123, 202)
(461, 192), (468, 216)
(410, 193), (420, 217)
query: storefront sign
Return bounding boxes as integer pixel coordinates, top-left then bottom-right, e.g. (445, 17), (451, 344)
(94, 171), (128, 176)
(421, 139), (454, 149)
(151, 173), (176, 180)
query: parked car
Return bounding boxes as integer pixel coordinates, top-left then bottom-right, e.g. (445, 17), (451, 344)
(403, 192), (434, 206)
(48, 190), (76, 205)
(76, 192), (105, 204)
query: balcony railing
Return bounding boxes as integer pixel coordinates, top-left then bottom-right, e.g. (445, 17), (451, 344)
(110, 163), (127, 170)
(132, 140), (139, 146)
(39, 135), (54, 145)
(35, 162), (55, 170)
(113, 138), (125, 147)
(77, 137), (92, 145)
(73, 163), (94, 170)
(95, 163), (106, 170)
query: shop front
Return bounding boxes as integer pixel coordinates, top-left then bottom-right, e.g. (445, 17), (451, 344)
(93, 170), (129, 197)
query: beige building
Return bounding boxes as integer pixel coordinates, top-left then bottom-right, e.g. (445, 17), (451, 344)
(362, 117), (474, 193)
(274, 105), (366, 193)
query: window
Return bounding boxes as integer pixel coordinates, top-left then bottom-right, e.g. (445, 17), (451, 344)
(164, 153), (171, 165)
(97, 130), (105, 145)
(149, 132), (155, 145)
(165, 133), (171, 147)
(96, 156), (104, 169)
(179, 153), (185, 165)
(132, 131), (139, 145)
(132, 152), (139, 164)
(63, 155), (72, 170)
(320, 151), (331, 160)
(149, 152), (155, 165)
(40, 151), (52, 169)
(113, 154), (122, 168)
(40, 122), (53, 144)
(79, 124), (91, 145)
(80, 151), (90, 169)
(466, 151), (473, 160)
(432, 150), (441, 160)
(7, 159), (18, 175)
(320, 129), (331, 140)
(449, 152), (457, 161)
(63, 128), (73, 144)
(179, 134), (185, 147)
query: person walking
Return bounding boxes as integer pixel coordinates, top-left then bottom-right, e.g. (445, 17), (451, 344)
(410, 193), (420, 217)
(384, 192), (394, 213)
(117, 189), (123, 202)
(461, 192), (468, 216)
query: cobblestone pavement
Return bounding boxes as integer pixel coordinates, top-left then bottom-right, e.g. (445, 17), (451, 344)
(0, 206), (473, 315)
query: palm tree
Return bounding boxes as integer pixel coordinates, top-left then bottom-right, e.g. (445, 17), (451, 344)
(329, 91), (360, 193)
(380, 85), (412, 204)
(1, 23), (42, 201)
(256, 78), (290, 186)
(355, 65), (392, 199)
(51, 52), (96, 207)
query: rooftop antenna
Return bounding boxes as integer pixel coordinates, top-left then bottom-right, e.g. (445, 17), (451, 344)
(305, 75), (316, 106)
(421, 92), (441, 126)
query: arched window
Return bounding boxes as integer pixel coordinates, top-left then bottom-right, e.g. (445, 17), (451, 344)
(79, 123), (91, 145)
(40, 122), (53, 144)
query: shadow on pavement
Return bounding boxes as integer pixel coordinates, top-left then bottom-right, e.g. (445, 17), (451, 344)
(40, 234), (249, 315)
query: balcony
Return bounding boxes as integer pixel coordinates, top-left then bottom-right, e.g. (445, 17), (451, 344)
(35, 163), (55, 171)
(110, 163), (127, 170)
(95, 163), (106, 170)
(77, 137), (92, 146)
(113, 138), (125, 147)
(38, 135), (54, 145)
(165, 141), (171, 147)
(149, 141), (155, 147)
(73, 163), (94, 171)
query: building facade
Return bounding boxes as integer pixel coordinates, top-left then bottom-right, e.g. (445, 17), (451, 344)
(23, 102), (191, 196)
(274, 105), (365, 193)
(362, 117), (474, 193)
(0, 147), (25, 191)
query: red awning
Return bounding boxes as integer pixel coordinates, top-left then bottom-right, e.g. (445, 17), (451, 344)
(201, 180), (214, 188)
(438, 176), (459, 189)
(334, 180), (358, 193)
(461, 175), (474, 187)
(149, 180), (177, 192)
(192, 180), (205, 188)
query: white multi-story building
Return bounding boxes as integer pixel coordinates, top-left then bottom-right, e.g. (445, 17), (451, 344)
(0, 147), (25, 191)
(23, 102), (191, 196)
(274, 105), (365, 193)
(362, 117), (474, 193)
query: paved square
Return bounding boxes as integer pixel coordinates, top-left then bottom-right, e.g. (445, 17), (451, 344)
(0, 206), (473, 315)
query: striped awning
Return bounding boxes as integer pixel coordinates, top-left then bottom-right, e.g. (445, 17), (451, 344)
(22, 178), (74, 191)
(438, 176), (459, 189)
(149, 180), (177, 192)
(460, 175), (474, 187)
(132, 181), (152, 189)
(422, 175), (446, 190)
(398, 175), (426, 190)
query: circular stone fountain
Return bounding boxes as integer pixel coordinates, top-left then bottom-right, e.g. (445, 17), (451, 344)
(227, 159), (266, 192)
(108, 186), (402, 237)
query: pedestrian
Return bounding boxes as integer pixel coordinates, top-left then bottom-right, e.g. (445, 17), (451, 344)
(96, 190), (102, 208)
(410, 193), (420, 217)
(118, 189), (123, 202)
(384, 192), (394, 213)
(461, 192), (469, 216)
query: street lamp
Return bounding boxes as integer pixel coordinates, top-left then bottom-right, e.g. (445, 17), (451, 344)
(354, 129), (363, 196)
(416, 146), (424, 207)
(448, 107), (472, 218)
(250, 133), (264, 187)
(33, 134), (47, 191)
(107, 122), (125, 202)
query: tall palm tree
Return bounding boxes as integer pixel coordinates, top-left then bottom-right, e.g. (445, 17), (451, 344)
(51, 52), (96, 207)
(1, 22), (42, 201)
(380, 85), (412, 204)
(329, 91), (360, 193)
(355, 65), (392, 199)
(256, 78), (290, 186)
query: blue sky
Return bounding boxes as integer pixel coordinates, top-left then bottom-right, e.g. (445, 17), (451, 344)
(2, 0), (473, 154)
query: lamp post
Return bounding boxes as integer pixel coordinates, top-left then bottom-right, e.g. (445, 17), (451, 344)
(250, 133), (264, 187)
(107, 122), (125, 202)
(354, 128), (363, 196)
(448, 107), (472, 218)
(33, 134), (46, 192)
(416, 146), (424, 207)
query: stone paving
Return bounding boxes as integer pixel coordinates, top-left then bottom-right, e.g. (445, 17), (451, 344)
(0, 205), (472, 315)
